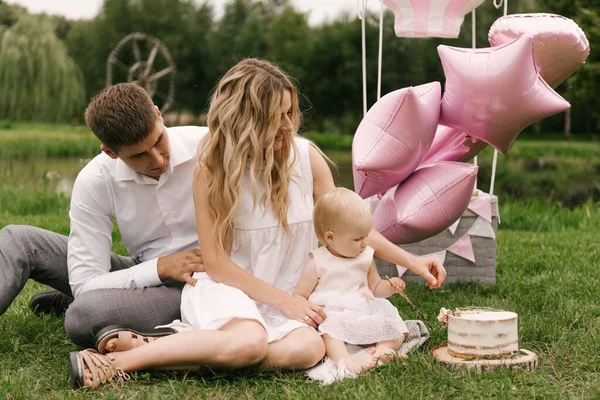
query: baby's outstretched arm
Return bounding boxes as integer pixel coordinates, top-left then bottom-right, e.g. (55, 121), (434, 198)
(367, 260), (405, 298)
(293, 257), (319, 299)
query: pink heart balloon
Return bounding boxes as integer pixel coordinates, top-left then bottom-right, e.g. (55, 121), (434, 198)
(438, 34), (571, 155)
(383, 0), (485, 38)
(489, 13), (590, 88)
(353, 82), (441, 199)
(372, 161), (478, 244)
(421, 124), (488, 164)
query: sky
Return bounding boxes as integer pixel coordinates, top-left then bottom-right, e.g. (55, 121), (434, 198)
(5, 0), (384, 25)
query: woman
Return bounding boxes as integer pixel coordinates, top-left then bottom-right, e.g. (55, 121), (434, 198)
(69, 58), (446, 389)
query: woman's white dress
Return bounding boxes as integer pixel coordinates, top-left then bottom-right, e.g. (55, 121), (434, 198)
(180, 137), (318, 342)
(309, 246), (409, 345)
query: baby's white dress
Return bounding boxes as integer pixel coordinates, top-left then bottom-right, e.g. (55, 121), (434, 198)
(309, 246), (409, 345)
(180, 137), (318, 343)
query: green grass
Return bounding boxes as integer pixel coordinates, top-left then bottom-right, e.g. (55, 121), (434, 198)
(0, 121), (100, 159)
(1, 184), (599, 398)
(475, 142), (600, 206)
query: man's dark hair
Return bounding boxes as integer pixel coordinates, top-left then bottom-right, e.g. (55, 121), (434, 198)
(85, 83), (157, 152)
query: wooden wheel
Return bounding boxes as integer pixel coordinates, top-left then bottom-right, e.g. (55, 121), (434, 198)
(106, 32), (176, 112)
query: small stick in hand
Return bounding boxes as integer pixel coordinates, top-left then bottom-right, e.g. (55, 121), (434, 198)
(385, 275), (434, 331)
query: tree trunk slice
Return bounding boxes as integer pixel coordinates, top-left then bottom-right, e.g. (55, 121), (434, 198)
(431, 344), (539, 372)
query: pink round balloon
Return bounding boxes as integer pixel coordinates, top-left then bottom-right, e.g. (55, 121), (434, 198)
(421, 124), (488, 165)
(489, 13), (590, 88)
(372, 161), (478, 244)
(383, 0), (485, 38)
(438, 34), (571, 155)
(352, 82), (440, 199)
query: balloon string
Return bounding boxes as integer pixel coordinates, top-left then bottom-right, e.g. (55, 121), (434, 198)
(489, 0), (508, 199)
(471, 9), (478, 190)
(357, 0), (366, 19)
(360, 0), (368, 116)
(377, 0), (383, 101)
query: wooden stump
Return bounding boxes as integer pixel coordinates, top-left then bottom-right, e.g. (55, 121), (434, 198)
(431, 344), (539, 372)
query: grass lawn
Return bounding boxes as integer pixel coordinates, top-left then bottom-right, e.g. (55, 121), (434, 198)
(1, 122), (599, 398)
(0, 187), (599, 399)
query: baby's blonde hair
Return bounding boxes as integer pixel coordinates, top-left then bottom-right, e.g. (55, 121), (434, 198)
(313, 188), (372, 243)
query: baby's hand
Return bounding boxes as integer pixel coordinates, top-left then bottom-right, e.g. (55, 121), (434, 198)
(388, 277), (406, 293)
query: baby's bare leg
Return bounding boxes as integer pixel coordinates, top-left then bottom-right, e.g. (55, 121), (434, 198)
(373, 336), (408, 363)
(322, 334), (377, 375)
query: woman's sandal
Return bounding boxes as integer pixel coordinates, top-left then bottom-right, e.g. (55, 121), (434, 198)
(95, 325), (175, 354)
(69, 349), (130, 389)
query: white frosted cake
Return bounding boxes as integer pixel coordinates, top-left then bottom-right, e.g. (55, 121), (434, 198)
(439, 308), (519, 359)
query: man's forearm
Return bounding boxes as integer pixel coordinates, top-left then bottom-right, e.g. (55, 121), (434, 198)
(70, 258), (162, 297)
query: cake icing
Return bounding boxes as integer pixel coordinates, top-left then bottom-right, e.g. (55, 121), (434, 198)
(439, 308), (519, 359)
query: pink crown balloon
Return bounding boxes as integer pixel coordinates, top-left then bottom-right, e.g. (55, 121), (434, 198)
(352, 82), (440, 199)
(438, 34), (571, 155)
(372, 161), (478, 244)
(383, 0), (485, 38)
(489, 13), (590, 88)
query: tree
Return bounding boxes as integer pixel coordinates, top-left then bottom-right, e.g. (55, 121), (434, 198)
(66, 0), (215, 113)
(0, 15), (85, 122)
(519, 0), (600, 134)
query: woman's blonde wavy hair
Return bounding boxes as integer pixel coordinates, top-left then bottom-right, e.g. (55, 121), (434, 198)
(199, 58), (301, 256)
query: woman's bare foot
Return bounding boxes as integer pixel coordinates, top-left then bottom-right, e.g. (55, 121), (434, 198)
(95, 326), (176, 354)
(340, 348), (378, 375)
(98, 331), (157, 353)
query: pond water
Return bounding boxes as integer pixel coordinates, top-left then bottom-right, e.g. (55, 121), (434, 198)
(0, 150), (355, 195)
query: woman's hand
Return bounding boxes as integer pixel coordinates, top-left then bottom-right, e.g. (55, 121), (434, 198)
(410, 256), (446, 289)
(280, 294), (327, 329)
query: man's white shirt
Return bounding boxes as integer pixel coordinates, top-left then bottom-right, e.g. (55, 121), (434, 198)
(68, 126), (208, 297)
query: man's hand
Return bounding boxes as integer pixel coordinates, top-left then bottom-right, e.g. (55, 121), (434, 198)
(157, 249), (205, 286)
(410, 256), (446, 289)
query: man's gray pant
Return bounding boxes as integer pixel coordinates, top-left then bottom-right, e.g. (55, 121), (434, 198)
(0, 225), (182, 347)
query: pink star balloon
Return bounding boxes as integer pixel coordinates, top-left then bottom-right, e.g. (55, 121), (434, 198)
(438, 34), (571, 155)
(489, 13), (590, 88)
(352, 82), (440, 199)
(372, 161), (478, 244)
(420, 124), (487, 165)
(383, 0), (485, 38)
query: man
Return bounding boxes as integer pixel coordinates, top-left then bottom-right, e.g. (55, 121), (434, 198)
(0, 83), (206, 347)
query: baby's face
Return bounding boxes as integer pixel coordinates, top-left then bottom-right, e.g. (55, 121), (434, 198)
(329, 223), (371, 258)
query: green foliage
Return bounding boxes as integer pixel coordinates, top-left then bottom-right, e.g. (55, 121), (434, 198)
(302, 131), (354, 150)
(66, 0), (215, 115)
(0, 15), (85, 122)
(475, 141), (600, 206)
(0, 0), (26, 28)
(527, 0), (600, 134)
(3, 0), (599, 131)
